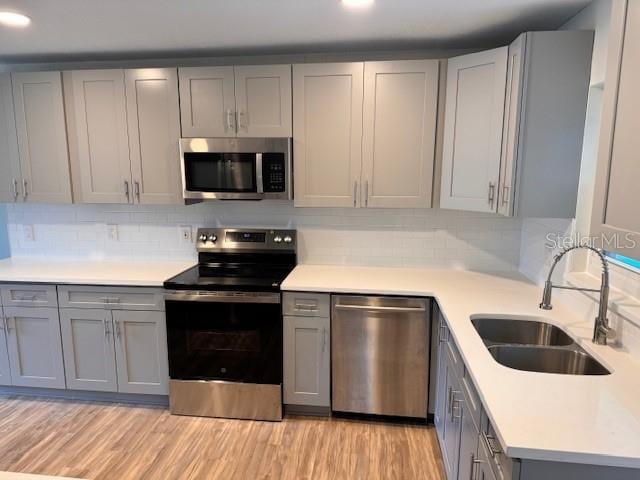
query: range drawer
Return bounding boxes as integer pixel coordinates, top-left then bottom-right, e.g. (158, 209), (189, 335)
(283, 292), (330, 317)
(1, 284), (58, 308)
(58, 285), (164, 311)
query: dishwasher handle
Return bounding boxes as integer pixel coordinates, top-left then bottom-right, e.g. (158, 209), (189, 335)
(334, 304), (426, 313)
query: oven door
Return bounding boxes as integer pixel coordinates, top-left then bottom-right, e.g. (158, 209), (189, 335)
(165, 291), (282, 385)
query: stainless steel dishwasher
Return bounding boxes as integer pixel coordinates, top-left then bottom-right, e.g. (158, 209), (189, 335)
(332, 295), (430, 419)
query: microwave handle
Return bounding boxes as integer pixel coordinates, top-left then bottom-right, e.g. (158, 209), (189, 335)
(256, 153), (264, 194)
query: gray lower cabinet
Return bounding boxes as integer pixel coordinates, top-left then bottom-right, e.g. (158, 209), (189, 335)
(0, 307), (12, 386)
(283, 315), (330, 407)
(3, 306), (66, 389)
(458, 398), (480, 480)
(112, 310), (168, 395)
(60, 308), (117, 392)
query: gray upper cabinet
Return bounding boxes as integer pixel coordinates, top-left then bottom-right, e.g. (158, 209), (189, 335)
(67, 69), (131, 204)
(113, 310), (169, 395)
(125, 68), (182, 205)
(0, 307), (12, 386)
(361, 60), (439, 208)
(59, 308), (118, 392)
(11, 71), (72, 204)
(293, 62), (364, 208)
(179, 64), (292, 138)
(67, 68), (182, 205)
(441, 32), (593, 218)
(440, 47), (508, 213)
(3, 306), (66, 389)
(234, 65), (292, 137)
(0, 73), (21, 204)
(591, 0), (640, 259)
(178, 66), (236, 138)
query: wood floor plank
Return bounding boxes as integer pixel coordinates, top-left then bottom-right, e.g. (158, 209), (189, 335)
(0, 396), (444, 480)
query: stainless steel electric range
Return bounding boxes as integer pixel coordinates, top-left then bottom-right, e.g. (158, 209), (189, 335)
(163, 227), (297, 421)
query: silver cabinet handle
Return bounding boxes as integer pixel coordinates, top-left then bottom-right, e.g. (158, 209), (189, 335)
(439, 323), (449, 343)
(18, 294), (37, 301)
(364, 180), (369, 207)
(226, 109), (236, 133)
(488, 182), (496, 207)
(353, 181), (358, 207)
(295, 302), (317, 311)
(501, 184), (510, 206)
(5, 317), (14, 332)
(0, 317), (5, 332)
(482, 431), (502, 458)
(103, 317), (111, 337)
(334, 304), (426, 313)
(100, 297), (120, 304)
(452, 394), (463, 419)
(22, 179), (28, 200)
(12, 178), (19, 202)
(124, 180), (130, 202)
(470, 454), (483, 480)
(115, 319), (122, 339)
(134, 181), (141, 203)
(238, 109), (248, 131)
(322, 327), (327, 352)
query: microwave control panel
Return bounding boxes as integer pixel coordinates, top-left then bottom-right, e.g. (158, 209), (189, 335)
(262, 153), (286, 193)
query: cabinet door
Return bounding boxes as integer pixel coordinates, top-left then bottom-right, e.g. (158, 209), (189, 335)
(0, 73), (22, 203)
(126, 68), (182, 205)
(68, 69), (132, 204)
(12, 72), (72, 204)
(283, 315), (330, 407)
(0, 309), (11, 386)
(591, 1), (640, 259)
(293, 63), (364, 207)
(497, 35), (526, 217)
(458, 398), (480, 480)
(3, 306), (65, 389)
(59, 308), (117, 392)
(362, 60), (438, 208)
(434, 320), (448, 444)
(440, 48), (508, 213)
(234, 65), (292, 137)
(442, 359), (463, 480)
(178, 66), (236, 138)
(113, 310), (168, 395)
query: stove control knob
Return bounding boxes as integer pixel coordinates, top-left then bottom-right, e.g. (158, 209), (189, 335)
(198, 234), (208, 242)
(208, 234), (217, 243)
(283, 236), (293, 244)
(273, 236), (283, 243)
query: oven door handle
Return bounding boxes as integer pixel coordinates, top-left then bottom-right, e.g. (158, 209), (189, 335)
(165, 291), (281, 304)
(256, 153), (264, 195)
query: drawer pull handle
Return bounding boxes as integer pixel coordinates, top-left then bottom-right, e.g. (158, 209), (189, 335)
(295, 302), (318, 311)
(18, 294), (37, 301)
(470, 454), (483, 480)
(101, 297), (121, 304)
(439, 323), (449, 343)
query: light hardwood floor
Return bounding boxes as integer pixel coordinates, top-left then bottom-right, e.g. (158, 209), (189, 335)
(0, 396), (445, 480)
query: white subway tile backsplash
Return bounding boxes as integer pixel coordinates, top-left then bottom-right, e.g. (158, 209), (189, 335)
(6, 203), (523, 271)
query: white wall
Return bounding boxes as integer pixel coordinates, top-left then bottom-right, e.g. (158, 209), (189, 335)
(5, 203), (523, 271)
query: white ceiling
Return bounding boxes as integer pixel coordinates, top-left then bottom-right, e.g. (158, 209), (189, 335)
(0, 0), (591, 62)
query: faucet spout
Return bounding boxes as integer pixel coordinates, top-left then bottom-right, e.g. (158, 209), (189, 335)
(538, 245), (613, 345)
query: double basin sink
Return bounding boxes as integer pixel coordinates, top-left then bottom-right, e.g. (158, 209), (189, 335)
(471, 317), (610, 375)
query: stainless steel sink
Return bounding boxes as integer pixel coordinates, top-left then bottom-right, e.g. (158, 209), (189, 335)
(487, 345), (611, 376)
(471, 317), (574, 347)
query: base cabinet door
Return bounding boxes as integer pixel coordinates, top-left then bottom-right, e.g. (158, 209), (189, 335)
(60, 308), (117, 392)
(434, 322), (448, 443)
(283, 315), (330, 407)
(3, 307), (65, 389)
(458, 400), (480, 480)
(113, 310), (169, 395)
(442, 364), (463, 479)
(0, 309), (12, 386)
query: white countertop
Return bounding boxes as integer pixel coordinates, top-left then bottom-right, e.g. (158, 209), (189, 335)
(282, 265), (640, 469)
(0, 258), (194, 287)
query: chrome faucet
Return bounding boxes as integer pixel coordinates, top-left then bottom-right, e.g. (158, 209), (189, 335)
(539, 245), (614, 345)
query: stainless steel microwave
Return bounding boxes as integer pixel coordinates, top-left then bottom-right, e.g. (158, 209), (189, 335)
(179, 138), (292, 201)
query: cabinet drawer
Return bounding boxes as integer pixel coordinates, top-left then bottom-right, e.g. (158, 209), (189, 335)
(283, 292), (330, 317)
(462, 368), (482, 431)
(445, 329), (464, 379)
(480, 411), (520, 480)
(1, 284), (58, 307)
(58, 286), (164, 311)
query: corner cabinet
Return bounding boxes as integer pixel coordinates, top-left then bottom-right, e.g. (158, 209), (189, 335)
(179, 64), (292, 138)
(293, 60), (438, 208)
(66, 68), (182, 205)
(283, 292), (331, 409)
(11, 71), (72, 204)
(441, 31), (593, 217)
(591, 0), (640, 259)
